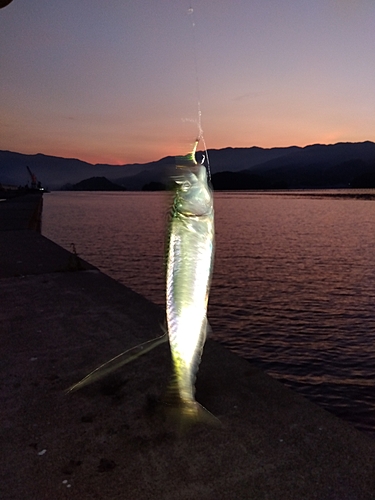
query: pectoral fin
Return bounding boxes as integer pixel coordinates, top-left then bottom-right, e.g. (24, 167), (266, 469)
(67, 332), (168, 393)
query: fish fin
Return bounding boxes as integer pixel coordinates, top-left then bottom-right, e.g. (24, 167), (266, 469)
(206, 321), (212, 338)
(162, 375), (221, 432)
(164, 399), (222, 433)
(67, 332), (168, 393)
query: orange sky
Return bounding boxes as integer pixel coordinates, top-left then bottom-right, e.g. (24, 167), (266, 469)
(1, 0), (375, 165)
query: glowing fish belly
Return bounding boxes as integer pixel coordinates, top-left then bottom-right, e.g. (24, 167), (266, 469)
(166, 158), (216, 425)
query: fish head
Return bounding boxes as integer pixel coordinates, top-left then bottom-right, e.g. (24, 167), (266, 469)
(173, 165), (212, 217)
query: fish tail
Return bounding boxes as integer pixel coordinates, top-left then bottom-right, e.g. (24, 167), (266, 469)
(67, 332), (168, 393)
(162, 375), (221, 432)
(164, 399), (221, 433)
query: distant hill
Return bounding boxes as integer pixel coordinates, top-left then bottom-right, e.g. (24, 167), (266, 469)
(243, 142), (375, 189)
(62, 176), (126, 191)
(211, 142), (375, 190)
(351, 171), (375, 188)
(0, 150), (174, 190)
(141, 181), (166, 191)
(1, 141), (375, 190)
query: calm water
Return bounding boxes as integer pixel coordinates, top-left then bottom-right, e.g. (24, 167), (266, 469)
(42, 190), (375, 437)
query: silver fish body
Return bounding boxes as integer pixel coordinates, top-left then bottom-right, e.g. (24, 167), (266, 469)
(166, 160), (216, 423)
(68, 145), (218, 428)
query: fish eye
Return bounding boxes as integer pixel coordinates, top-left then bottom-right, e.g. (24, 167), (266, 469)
(181, 180), (191, 191)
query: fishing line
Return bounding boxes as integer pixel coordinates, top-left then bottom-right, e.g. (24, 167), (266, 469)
(187, 2), (211, 181)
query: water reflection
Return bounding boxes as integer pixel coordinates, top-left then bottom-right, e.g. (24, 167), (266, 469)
(43, 190), (375, 437)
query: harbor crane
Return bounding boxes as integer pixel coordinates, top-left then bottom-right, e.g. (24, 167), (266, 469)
(26, 166), (41, 190)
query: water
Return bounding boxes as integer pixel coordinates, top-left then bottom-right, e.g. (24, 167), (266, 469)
(42, 190), (375, 437)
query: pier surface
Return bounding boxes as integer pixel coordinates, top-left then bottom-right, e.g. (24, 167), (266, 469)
(1, 193), (375, 500)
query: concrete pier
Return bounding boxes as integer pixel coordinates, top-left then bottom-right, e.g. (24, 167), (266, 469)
(1, 194), (375, 499)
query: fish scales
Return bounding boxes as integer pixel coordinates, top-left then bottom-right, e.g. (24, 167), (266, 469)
(165, 157), (216, 424)
(167, 211), (214, 399)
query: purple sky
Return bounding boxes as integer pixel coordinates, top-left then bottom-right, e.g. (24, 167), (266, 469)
(1, 0), (375, 164)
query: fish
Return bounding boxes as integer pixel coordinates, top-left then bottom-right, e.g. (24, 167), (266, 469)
(68, 141), (219, 428)
(164, 140), (219, 428)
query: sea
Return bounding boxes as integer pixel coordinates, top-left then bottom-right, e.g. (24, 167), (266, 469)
(42, 189), (375, 438)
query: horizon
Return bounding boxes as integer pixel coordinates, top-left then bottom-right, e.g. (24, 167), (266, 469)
(1, 1), (375, 165)
(2, 139), (375, 167)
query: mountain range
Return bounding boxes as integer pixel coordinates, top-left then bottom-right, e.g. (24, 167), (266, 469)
(1, 141), (375, 190)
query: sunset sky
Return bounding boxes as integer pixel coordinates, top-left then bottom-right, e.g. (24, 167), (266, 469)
(1, 0), (375, 165)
